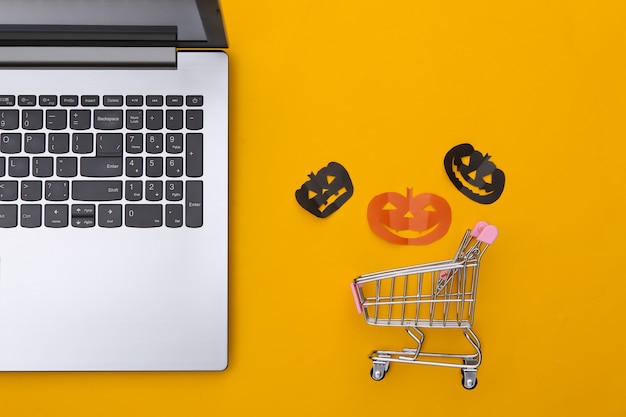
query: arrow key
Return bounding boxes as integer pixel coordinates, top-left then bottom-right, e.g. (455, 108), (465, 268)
(44, 204), (68, 228)
(72, 204), (95, 217)
(98, 204), (122, 228)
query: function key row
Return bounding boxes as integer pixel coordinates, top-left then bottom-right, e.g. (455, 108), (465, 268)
(0, 95), (204, 107)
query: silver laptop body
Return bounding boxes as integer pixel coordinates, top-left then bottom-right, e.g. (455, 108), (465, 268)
(0, 0), (228, 371)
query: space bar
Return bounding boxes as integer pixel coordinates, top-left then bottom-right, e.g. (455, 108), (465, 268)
(72, 181), (122, 201)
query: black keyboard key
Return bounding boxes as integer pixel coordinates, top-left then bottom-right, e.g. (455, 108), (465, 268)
(72, 204), (95, 217)
(18, 95), (36, 106)
(45, 180), (69, 201)
(146, 157), (163, 177)
(1, 133), (21, 153)
(39, 95), (57, 107)
(72, 216), (95, 228)
(22, 109), (43, 130)
(166, 95), (183, 106)
(103, 96), (123, 107)
(186, 96), (203, 106)
(186, 133), (203, 177)
(125, 204), (162, 228)
(125, 181), (142, 201)
(0, 181), (18, 201)
(24, 133), (45, 153)
(146, 133), (163, 154)
(126, 110), (143, 130)
(44, 204), (68, 227)
(146, 180), (162, 201)
(98, 204), (122, 227)
(33, 157), (53, 177)
(21, 204), (41, 228)
(126, 96), (143, 107)
(72, 180), (122, 201)
(60, 96), (78, 107)
(70, 110), (91, 130)
(0, 96), (15, 106)
(0, 157), (4, 176)
(48, 133), (69, 154)
(21, 181), (42, 201)
(71, 204), (96, 228)
(166, 110), (183, 130)
(146, 110), (163, 130)
(0, 204), (18, 227)
(126, 133), (143, 154)
(94, 110), (123, 130)
(166, 157), (183, 177)
(46, 110), (67, 130)
(166, 180), (183, 201)
(166, 204), (183, 228)
(125, 157), (142, 177)
(186, 110), (203, 130)
(146, 95), (163, 106)
(72, 133), (93, 154)
(186, 181), (202, 227)
(166, 133), (183, 154)
(81, 157), (122, 177)
(8, 157), (28, 177)
(81, 96), (99, 107)
(96, 133), (123, 156)
(0, 110), (19, 130)
(56, 157), (77, 177)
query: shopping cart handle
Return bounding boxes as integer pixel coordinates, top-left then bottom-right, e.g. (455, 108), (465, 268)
(471, 221), (489, 237)
(477, 225), (498, 244)
(350, 282), (363, 314)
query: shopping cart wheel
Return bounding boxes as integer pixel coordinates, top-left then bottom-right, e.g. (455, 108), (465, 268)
(461, 358), (478, 389)
(461, 371), (478, 390)
(370, 362), (389, 381)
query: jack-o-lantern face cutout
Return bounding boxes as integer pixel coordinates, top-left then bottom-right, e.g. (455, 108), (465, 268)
(367, 189), (451, 245)
(444, 143), (505, 204)
(295, 162), (354, 218)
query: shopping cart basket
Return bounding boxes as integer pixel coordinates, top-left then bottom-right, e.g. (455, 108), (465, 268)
(350, 221), (498, 389)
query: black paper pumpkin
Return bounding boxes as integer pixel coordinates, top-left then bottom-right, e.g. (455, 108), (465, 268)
(295, 162), (354, 218)
(444, 143), (505, 204)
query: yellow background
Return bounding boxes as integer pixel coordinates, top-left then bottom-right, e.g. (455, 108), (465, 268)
(2, 0), (626, 415)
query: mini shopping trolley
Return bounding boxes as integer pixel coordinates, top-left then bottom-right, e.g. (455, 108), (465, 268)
(350, 221), (498, 389)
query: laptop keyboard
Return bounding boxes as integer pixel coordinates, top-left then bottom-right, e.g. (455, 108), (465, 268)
(0, 94), (204, 228)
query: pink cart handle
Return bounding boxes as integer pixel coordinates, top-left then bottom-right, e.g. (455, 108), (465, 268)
(471, 221), (489, 237)
(350, 282), (363, 314)
(477, 225), (498, 244)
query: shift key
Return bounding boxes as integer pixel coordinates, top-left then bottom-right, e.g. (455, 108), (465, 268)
(72, 181), (122, 201)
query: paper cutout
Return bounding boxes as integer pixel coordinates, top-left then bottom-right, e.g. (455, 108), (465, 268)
(295, 162), (354, 218)
(367, 188), (451, 245)
(444, 143), (505, 204)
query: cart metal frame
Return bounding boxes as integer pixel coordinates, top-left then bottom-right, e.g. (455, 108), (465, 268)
(351, 221), (498, 389)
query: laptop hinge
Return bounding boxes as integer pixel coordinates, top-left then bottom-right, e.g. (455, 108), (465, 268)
(0, 47), (177, 68)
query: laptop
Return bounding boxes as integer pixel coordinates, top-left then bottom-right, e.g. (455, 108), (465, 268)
(0, 0), (228, 371)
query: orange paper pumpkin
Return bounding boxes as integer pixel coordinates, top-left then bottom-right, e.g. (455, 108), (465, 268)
(367, 188), (451, 245)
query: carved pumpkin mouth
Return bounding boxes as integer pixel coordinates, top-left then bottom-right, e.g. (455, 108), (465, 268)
(450, 158), (493, 197)
(318, 187), (348, 212)
(380, 222), (440, 239)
